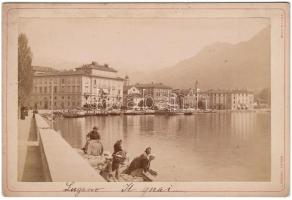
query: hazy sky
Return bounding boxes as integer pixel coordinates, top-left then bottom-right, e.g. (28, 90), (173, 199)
(19, 17), (269, 72)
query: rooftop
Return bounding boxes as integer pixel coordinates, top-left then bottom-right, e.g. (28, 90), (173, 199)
(33, 66), (58, 72)
(75, 61), (117, 73)
(34, 70), (88, 76)
(205, 89), (253, 94)
(134, 82), (172, 89)
(34, 69), (124, 81)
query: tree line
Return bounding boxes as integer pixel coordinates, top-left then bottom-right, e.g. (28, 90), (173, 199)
(18, 33), (33, 109)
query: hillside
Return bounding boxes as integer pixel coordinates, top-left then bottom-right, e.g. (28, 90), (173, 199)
(138, 26), (270, 91)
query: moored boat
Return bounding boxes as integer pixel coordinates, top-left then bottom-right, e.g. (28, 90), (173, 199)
(108, 110), (122, 115)
(62, 109), (86, 118)
(184, 111), (193, 115)
(144, 109), (155, 115)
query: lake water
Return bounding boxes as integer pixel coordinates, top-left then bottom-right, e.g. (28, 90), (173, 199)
(53, 111), (270, 182)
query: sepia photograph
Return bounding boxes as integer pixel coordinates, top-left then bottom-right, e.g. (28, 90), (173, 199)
(2, 2), (289, 197)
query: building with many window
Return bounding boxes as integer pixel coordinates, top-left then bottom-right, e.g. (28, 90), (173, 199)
(134, 82), (172, 108)
(122, 82), (172, 109)
(174, 88), (254, 110)
(31, 61), (124, 110)
(206, 89), (254, 110)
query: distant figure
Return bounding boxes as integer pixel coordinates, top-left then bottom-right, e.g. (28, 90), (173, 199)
(124, 147), (157, 177)
(20, 106), (25, 120)
(33, 104), (38, 118)
(82, 126), (103, 156)
(112, 140), (127, 180)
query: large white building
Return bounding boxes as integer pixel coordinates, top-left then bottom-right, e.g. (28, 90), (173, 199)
(31, 61), (124, 110)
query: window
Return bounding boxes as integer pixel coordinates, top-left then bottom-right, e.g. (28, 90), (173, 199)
(54, 96), (57, 100)
(68, 96), (70, 99)
(62, 79), (64, 84)
(54, 102), (57, 106)
(44, 87), (47, 93)
(54, 86), (57, 93)
(40, 87), (42, 93)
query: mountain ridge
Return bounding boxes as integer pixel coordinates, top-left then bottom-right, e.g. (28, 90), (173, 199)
(131, 26), (270, 92)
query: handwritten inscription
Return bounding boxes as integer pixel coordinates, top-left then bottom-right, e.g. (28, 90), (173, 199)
(143, 185), (174, 192)
(64, 182), (104, 196)
(121, 182), (175, 193)
(121, 183), (136, 192)
(63, 182), (175, 196)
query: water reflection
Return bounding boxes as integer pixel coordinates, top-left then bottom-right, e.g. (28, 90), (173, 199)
(53, 112), (270, 181)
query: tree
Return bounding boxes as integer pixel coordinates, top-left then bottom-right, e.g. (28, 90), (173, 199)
(18, 33), (33, 108)
(138, 100), (144, 108)
(256, 88), (271, 105)
(145, 97), (154, 108)
(198, 100), (205, 109)
(138, 97), (154, 108)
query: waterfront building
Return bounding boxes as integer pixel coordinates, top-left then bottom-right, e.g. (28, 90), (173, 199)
(182, 88), (201, 109)
(123, 82), (172, 109)
(133, 82), (172, 109)
(123, 85), (143, 108)
(173, 88), (201, 109)
(176, 88), (254, 110)
(31, 61), (124, 110)
(206, 89), (254, 110)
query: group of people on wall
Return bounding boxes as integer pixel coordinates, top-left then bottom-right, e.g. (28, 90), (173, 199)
(82, 126), (157, 181)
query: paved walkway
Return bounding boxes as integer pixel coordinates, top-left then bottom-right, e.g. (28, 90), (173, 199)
(18, 112), (45, 182)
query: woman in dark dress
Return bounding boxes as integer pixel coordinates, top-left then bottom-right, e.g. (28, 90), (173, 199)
(112, 140), (126, 180)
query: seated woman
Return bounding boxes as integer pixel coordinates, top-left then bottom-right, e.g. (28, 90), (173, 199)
(87, 140), (103, 156)
(84, 126), (103, 156)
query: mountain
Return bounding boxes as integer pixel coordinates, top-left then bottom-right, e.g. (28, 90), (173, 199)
(136, 26), (270, 91)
